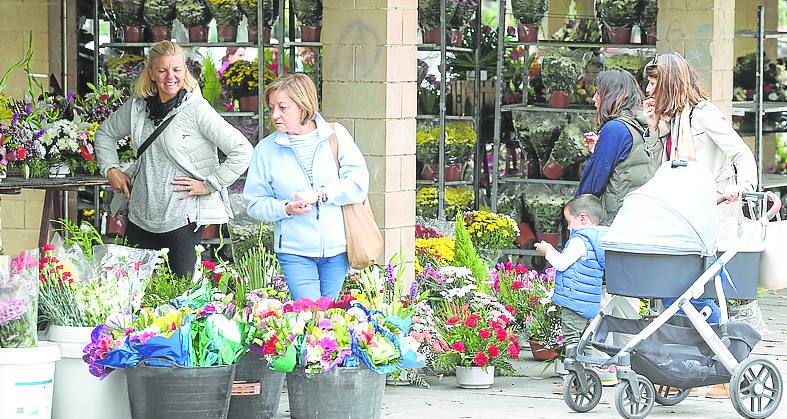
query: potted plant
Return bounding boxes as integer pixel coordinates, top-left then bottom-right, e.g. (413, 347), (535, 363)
(294, 0), (322, 42)
(445, 121), (477, 179)
(492, 262), (536, 338)
(463, 210), (518, 266)
(543, 122), (591, 179)
(525, 193), (569, 246)
(638, 0), (658, 45)
(525, 270), (563, 361)
(446, 0), (479, 47)
(511, 0), (549, 42)
(221, 59), (260, 112)
(416, 124), (438, 178)
(143, 0), (176, 41)
(415, 186), (474, 220)
(105, 53), (146, 94)
(176, 0), (211, 42)
(240, 0), (279, 44)
(598, 0), (640, 44)
(418, 0), (455, 44)
(208, 0), (242, 42)
(540, 55), (583, 108)
(107, 0), (145, 42)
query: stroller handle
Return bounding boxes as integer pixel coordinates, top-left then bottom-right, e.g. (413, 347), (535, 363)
(742, 191), (782, 221)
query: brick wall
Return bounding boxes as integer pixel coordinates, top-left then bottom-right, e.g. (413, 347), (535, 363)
(0, 0), (51, 254)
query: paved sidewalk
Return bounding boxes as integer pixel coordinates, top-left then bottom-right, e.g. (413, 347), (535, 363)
(276, 290), (787, 418)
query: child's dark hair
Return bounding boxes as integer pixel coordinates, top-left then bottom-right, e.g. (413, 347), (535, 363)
(565, 194), (603, 225)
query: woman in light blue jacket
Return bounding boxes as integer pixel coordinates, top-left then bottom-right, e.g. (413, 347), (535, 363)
(244, 74), (370, 300)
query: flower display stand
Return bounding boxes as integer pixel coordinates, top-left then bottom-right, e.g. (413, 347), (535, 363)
(286, 365), (385, 419)
(227, 352), (285, 419)
(48, 325), (131, 419)
(455, 366), (495, 389)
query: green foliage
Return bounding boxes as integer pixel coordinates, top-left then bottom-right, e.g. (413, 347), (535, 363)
(598, 0), (640, 27)
(221, 59), (259, 98)
(511, 0), (549, 26)
(418, 0), (456, 30)
(175, 0), (211, 27)
(240, 0), (279, 27)
(143, 0), (176, 26)
(541, 55), (583, 93)
(142, 259), (193, 308)
(110, 0), (145, 26)
(453, 214), (490, 293)
(202, 52), (222, 108)
(526, 194), (570, 233)
(550, 122), (591, 167)
(638, 0), (658, 29)
(294, 0), (322, 27)
(207, 0), (241, 26)
(415, 121), (478, 164)
(234, 247), (281, 309)
(55, 219), (102, 257)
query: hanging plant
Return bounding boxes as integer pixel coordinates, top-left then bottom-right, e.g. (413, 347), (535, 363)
(510, 0), (549, 26)
(207, 0), (242, 26)
(598, 0), (640, 28)
(175, 0), (211, 27)
(143, 0), (176, 27)
(107, 0), (145, 26)
(294, 0), (322, 27)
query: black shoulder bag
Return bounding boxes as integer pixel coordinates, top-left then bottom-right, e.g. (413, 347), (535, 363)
(136, 115), (176, 158)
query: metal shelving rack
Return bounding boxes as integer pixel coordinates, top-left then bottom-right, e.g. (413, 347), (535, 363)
(731, 5), (787, 191)
(416, 0), (483, 220)
(491, 0), (656, 256)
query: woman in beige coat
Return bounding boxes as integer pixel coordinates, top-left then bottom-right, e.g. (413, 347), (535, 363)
(642, 52), (757, 399)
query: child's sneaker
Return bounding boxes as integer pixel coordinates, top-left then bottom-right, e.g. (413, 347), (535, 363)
(596, 365), (619, 387)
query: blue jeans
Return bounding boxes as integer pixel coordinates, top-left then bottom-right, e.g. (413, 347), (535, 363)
(277, 252), (349, 300)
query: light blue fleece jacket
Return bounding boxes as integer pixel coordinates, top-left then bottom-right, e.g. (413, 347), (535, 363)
(243, 113), (370, 258)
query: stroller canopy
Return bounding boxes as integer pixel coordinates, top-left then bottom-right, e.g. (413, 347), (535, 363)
(600, 161), (718, 256)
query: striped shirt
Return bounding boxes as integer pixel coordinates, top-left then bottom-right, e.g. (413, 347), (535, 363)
(288, 129), (320, 184)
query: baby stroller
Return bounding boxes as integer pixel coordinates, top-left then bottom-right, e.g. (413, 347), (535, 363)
(561, 161), (784, 419)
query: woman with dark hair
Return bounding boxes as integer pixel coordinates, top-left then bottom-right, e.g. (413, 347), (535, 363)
(217, 47), (246, 77)
(576, 69), (661, 225)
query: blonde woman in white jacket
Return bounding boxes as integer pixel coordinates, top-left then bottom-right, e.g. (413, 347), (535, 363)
(95, 41), (252, 277)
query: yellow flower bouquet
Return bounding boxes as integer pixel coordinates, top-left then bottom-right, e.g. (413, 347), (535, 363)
(463, 210), (518, 250)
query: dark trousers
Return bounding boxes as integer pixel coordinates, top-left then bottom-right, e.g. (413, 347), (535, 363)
(125, 222), (204, 278)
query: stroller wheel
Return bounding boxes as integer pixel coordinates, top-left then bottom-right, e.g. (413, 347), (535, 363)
(730, 357), (783, 419)
(654, 385), (690, 406)
(563, 369), (602, 413)
(615, 374), (655, 419)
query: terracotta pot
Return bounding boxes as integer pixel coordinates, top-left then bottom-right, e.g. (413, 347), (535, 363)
(423, 28), (440, 44)
(517, 24), (539, 42)
(106, 214), (128, 236)
(542, 160), (565, 180)
(420, 163), (465, 181)
(301, 25), (321, 42)
(538, 233), (560, 248)
(149, 26), (171, 42)
(548, 91), (571, 108)
(516, 222), (537, 248)
(218, 25), (238, 42)
(448, 29), (464, 47)
(238, 95), (259, 112)
(642, 25), (657, 45)
(250, 26), (273, 44)
(188, 26), (208, 42)
(530, 340), (558, 361)
(608, 26), (632, 44)
(202, 224), (218, 240)
(123, 25), (143, 42)
(247, 26), (258, 43)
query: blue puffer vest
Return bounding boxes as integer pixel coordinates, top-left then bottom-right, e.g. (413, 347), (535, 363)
(552, 228), (607, 319)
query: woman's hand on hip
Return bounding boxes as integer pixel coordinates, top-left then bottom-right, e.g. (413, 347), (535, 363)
(107, 168), (132, 199)
(172, 176), (210, 200)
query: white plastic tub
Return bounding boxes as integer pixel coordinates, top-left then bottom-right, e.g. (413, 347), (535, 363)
(0, 341), (61, 418)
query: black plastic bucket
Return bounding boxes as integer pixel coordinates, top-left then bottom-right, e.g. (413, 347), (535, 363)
(126, 360), (235, 419)
(227, 352), (285, 419)
(286, 365), (385, 419)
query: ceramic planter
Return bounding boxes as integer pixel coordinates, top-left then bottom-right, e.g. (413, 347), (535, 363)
(542, 160), (566, 180)
(455, 366), (495, 389)
(106, 214), (128, 236)
(420, 163), (465, 181)
(448, 29), (464, 47)
(529, 339), (558, 361)
(202, 224), (218, 240)
(301, 25), (321, 42)
(538, 232), (560, 248)
(517, 24), (539, 42)
(548, 91), (571, 108)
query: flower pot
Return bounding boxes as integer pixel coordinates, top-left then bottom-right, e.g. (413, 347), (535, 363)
(202, 224), (218, 240)
(608, 26), (632, 44)
(542, 160), (566, 180)
(529, 339), (558, 361)
(286, 365), (385, 419)
(48, 162), (71, 178)
(218, 25), (238, 42)
(188, 26), (208, 42)
(423, 28), (440, 44)
(149, 25), (171, 42)
(48, 325), (132, 419)
(227, 352), (285, 419)
(123, 25), (144, 42)
(455, 366), (495, 389)
(642, 25), (657, 45)
(548, 91), (571, 109)
(516, 222), (537, 248)
(517, 24), (539, 42)
(238, 95), (259, 113)
(248, 26), (272, 45)
(538, 232), (560, 248)
(301, 25), (321, 42)
(0, 342), (60, 418)
(106, 214), (128, 236)
(448, 29), (464, 47)
(420, 163), (465, 181)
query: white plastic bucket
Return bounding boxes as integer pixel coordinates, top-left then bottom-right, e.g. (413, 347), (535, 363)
(48, 325), (131, 419)
(0, 341), (61, 418)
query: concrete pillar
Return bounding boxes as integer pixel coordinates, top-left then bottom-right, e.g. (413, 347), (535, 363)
(658, 0), (736, 116)
(322, 0), (417, 281)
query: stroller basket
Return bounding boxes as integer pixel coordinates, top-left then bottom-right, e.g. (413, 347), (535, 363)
(604, 250), (761, 299)
(590, 315), (760, 389)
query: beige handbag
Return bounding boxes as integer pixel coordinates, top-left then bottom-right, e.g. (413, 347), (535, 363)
(758, 193), (787, 290)
(328, 130), (383, 269)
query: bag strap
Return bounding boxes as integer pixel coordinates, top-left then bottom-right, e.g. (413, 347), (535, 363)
(328, 122), (340, 174)
(136, 114), (176, 158)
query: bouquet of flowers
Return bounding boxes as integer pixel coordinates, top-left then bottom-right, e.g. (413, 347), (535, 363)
(40, 117), (96, 174)
(491, 261), (532, 329)
(407, 301), (449, 377)
(221, 59), (259, 99)
(415, 237), (455, 273)
(521, 267), (563, 351)
(0, 250), (39, 348)
(463, 210), (518, 250)
(0, 108), (48, 177)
